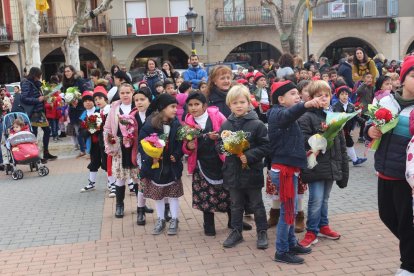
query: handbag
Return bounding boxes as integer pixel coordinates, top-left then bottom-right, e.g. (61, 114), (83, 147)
(20, 102), (35, 117)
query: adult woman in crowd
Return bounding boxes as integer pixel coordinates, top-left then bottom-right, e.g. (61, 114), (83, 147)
(352, 47), (378, 83)
(143, 59), (166, 97)
(276, 53), (295, 80)
(21, 67), (57, 162)
(206, 65), (233, 118)
(162, 60), (180, 86)
(61, 65), (88, 93)
(108, 70), (131, 104)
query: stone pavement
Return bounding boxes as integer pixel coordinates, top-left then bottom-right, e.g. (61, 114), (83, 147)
(0, 143), (401, 275)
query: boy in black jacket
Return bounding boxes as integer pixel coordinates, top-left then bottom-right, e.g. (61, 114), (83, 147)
(219, 85), (269, 249)
(268, 80), (323, 264)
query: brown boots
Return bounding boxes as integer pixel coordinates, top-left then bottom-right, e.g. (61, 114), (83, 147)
(295, 211), (305, 233)
(267, 208), (280, 228)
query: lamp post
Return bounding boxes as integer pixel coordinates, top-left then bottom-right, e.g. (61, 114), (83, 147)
(185, 7), (198, 54)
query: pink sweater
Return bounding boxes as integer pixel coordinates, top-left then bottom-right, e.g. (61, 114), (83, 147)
(103, 100), (138, 166)
(176, 93), (188, 124)
(182, 106), (226, 174)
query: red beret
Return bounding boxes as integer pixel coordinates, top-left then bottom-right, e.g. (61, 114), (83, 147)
(400, 56), (414, 83)
(82, 90), (94, 101)
(93, 86), (108, 99)
(270, 81), (297, 104)
(254, 72), (265, 83)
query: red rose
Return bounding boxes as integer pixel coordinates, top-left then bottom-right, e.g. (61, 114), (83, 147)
(80, 121), (87, 129)
(375, 108), (393, 122)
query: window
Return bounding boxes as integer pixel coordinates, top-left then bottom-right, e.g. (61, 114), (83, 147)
(125, 1), (147, 33)
(170, 0), (189, 31)
(224, 0), (245, 22)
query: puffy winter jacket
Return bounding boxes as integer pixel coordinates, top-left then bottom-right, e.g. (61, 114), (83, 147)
(337, 60), (354, 88)
(183, 66), (208, 89)
(267, 103), (308, 169)
(143, 69), (165, 97)
(364, 94), (413, 180)
(20, 78), (45, 115)
(298, 108), (349, 188)
(45, 94), (62, 119)
(219, 110), (270, 189)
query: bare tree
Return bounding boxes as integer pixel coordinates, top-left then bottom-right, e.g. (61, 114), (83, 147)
(62, 0), (113, 71)
(21, 0), (41, 70)
(261, 0), (335, 55)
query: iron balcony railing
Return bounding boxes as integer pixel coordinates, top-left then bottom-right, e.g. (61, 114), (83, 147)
(39, 15), (107, 36)
(110, 16), (204, 37)
(215, 6), (293, 28)
(313, 0), (398, 20)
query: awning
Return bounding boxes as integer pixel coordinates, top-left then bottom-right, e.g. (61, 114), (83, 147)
(0, 52), (17, 56)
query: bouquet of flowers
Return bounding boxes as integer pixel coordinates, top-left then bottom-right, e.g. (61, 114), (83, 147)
(354, 102), (364, 111)
(81, 113), (103, 134)
(366, 103), (399, 150)
(64, 87), (81, 104)
(140, 133), (167, 169)
(220, 130), (250, 169)
(118, 114), (136, 148)
(42, 81), (62, 106)
(307, 111), (358, 169)
(176, 125), (202, 141)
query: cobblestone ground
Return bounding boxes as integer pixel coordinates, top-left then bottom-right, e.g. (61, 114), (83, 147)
(0, 140), (401, 275)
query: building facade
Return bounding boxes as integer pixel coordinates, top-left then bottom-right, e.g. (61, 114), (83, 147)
(1, 0), (414, 84)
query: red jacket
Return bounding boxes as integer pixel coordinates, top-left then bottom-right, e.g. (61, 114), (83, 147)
(44, 94), (62, 119)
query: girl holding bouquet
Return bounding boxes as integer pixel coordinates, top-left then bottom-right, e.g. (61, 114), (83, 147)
(103, 83), (139, 219)
(138, 93), (184, 236)
(367, 56), (414, 274)
(182, 92), (231, 236)
(298, 80), (349, 248)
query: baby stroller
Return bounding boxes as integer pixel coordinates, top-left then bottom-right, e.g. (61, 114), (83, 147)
(2, 112), (49, 180)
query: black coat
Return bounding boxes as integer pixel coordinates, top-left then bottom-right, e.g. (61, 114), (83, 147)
(11, 93), (24, 113)
(219, 110), (270, 189)
(298, 109), (349, 188)
(138, 117), (183, 185)
(68, 100), (85, 124)
(62, 77), (88, 93)
(20, 78), (44, 114)
(332, 101), (365, 133)
(337, 61), (354, 88)
(208, 86), (231, 118)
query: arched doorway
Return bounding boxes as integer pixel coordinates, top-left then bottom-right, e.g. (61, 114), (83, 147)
(0, 56), (20, 84)
(407, 41), (414, 54)
(224, 41), (282, 68)
(321, 37), (377, 65)
(129, 44), (189, 82)
(42, 47), (104, 81)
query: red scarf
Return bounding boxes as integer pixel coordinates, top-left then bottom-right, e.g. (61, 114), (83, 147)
(272, 164), (299, 225)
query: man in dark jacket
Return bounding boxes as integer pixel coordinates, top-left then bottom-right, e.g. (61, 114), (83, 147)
(337, 56), (354, 88)
(304, 54), (319, 71)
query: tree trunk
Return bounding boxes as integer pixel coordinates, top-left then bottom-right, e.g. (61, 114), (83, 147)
(21, 0), (41, 70)
(62, 0), (113, 71)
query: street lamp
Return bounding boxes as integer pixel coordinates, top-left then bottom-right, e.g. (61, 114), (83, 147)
(185, 7), (198, 54)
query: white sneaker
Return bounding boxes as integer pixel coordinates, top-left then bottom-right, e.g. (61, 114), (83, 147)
(396, 269), (414, 276)
(81, 182), (95, 192)
(108, 185), (116, 198)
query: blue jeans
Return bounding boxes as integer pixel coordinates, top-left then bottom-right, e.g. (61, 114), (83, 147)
(306, 180), (334, 234)
(48, 119), (59, 138)
(270, 170), (298, 254)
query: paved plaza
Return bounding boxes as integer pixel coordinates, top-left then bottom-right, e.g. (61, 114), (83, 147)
(0, 141), (401, 275)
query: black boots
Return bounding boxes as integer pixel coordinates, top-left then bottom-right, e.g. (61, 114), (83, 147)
(137, 207), (146, 225)
(164, 203), (172, 222)
(44, 150), (57, 161)
(203, 212), (216, 236)
(115, 185), (126, 218)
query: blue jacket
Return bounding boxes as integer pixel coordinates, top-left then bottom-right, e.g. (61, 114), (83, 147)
(138, 117), (183, 185)
(267, 103), (308, 169)
(20, 78), (44, 114)
(143, 69), (165, 97)
(183, 66), (208, 89)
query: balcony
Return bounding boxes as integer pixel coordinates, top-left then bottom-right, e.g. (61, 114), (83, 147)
(313, 0), (398, 21)
(215, 6), (293, 29)
(39, 15), (107, 37)
(110, 16), (204, 38)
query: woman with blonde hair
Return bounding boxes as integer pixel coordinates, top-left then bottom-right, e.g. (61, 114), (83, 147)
(206, 65), (233, 117)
